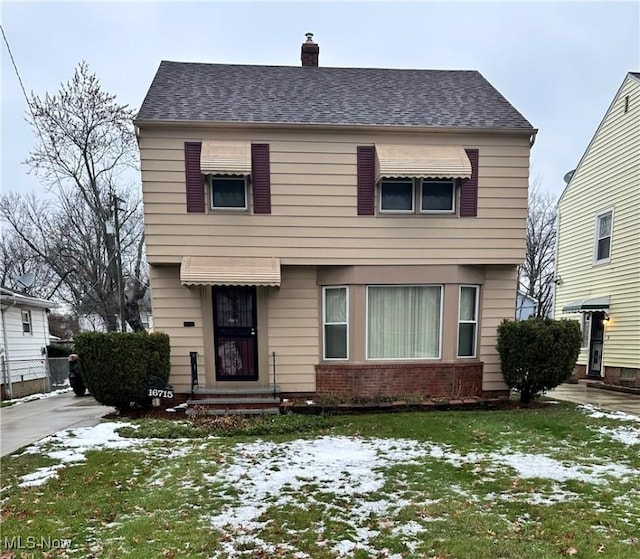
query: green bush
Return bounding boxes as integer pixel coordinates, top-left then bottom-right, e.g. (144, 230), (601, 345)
(74, 332), (171, 412)
(497, 318), (582, 403)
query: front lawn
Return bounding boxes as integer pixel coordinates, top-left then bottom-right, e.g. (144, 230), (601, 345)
(1, 403), (639, 558)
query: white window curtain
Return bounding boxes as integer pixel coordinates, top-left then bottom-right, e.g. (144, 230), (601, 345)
(367, 286), (441, 359)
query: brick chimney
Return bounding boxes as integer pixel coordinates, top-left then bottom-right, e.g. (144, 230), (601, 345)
(301, 33), (319, 67)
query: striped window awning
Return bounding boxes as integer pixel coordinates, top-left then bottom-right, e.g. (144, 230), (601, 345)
(180, 256), (281, 287)
(200, 141), (251, 175)
(375, 144), (472, 180)
(562, 296), (610, 313)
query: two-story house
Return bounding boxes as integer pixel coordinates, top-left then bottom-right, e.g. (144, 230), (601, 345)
(135, 36), (535, 404)
(555, 72), (640, 387)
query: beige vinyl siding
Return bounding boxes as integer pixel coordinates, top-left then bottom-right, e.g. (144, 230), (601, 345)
(267, 266), (319, 392)
(480, 265), (518, 391)
(140, 127), (530, 266)
(149, 265), (205, 391)
(555, 76), (640, 369)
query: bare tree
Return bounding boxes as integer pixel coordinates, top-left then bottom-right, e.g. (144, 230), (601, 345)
(518, 183), (557, 318)
(0, 62), (148, 331)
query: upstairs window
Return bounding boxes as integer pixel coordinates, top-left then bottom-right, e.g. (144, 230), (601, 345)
(421, 179), (455, 213)
(379, 178), (457, 214)
(594, 209), (613, 264)
(380, 179), (414, 213)
(210, 176), (248, 210)
(22, 310), (32, 334)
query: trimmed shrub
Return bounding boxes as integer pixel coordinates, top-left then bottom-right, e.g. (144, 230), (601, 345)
(497, 318), (582, 403)
(74, 332), (171, 412)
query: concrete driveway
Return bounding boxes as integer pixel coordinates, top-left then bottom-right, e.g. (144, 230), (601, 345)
(548, 382), (640, 416)
(0, 392), (113, 457)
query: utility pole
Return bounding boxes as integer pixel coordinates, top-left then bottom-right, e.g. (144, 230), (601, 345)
(107, 191), (127, 332)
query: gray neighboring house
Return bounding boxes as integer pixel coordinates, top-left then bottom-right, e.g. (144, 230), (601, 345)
(516, 292), (538, 320)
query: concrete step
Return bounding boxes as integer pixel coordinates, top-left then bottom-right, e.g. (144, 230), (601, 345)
(187, 397), (281, 406)
(186, 407), (280, 417)
(192, 386), (280, 397)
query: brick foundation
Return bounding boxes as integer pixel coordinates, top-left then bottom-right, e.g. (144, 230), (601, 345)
(316, 362), (486, 400)
(603, 366), (640, 388)
(572, 364), (640, 388)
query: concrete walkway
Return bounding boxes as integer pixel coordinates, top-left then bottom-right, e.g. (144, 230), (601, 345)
(0, 392), (112, 457)
(548, 382), (640, 416)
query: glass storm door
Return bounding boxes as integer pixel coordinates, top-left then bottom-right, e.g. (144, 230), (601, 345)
(588, 311), (605, 377)
(213, 286), (258, 381)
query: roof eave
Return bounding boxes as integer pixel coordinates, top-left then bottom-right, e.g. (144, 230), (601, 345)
(134, 118), (536, 136)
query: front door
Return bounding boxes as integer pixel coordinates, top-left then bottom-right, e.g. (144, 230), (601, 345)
(213, 286), (258, 381)
(588, 311), (605, 377)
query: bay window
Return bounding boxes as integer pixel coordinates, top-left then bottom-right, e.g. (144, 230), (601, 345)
(367, 285), (441, 359)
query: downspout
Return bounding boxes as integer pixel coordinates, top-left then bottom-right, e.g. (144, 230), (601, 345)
(1, 300), (15, 398)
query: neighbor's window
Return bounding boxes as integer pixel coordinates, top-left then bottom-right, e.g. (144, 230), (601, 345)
(581, 313), (591, 348)
(323, 287), (348, 359)
(210, 175), (247, 210)
(594, 209), (613, 263)
(21, 310), (32, 334)
(458, 286), (479, 357)
(380, 179), (414, 212)
(367, 285), (441, 359)
(421, 179), (455, 213)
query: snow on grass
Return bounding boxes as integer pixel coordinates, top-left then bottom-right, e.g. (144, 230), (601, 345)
(595, 425), (640, 446)
(580, 404), (640, 423)
(206, 436), (429, 558)
(18, 422), (145, 487)
(204, 435), (640, 557)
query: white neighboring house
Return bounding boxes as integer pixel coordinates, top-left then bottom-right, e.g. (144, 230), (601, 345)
(516, 292), (538, 320)
(0, 287), (56, 399)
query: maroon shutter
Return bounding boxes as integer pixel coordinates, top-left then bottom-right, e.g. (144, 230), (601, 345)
(184, 142), (205, 213)
(357, 146), (375, 215)
(460, 148), (479, 217)
(251, 144), (271, 214)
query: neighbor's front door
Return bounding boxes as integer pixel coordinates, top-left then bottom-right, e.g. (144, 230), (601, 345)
(588, 311), (605, 377)
(213, 286), (258, 381)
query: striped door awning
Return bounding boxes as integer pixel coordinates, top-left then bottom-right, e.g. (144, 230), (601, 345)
(562, 296), (610, 313)
(180, 256), (281, 287)
(375, 144), (472, 180)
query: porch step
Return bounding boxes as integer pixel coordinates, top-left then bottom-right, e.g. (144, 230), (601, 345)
(187, 397), (281, 406)
(185, 407), (280, 417)
(191, 386), (280, 397)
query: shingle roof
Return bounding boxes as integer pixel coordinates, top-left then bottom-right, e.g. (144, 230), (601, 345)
(136, 61), (533, 130)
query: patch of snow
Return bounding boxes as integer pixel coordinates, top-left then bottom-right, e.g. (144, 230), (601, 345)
(18, 464), (66, 488)
(489, 452), (634, 484)
(580, 404), (640, 423)
(595, 425), (640, 446)
(7, 387), (73, 406)
(305, 400), (315, 405)
(206, 436), (431, 557)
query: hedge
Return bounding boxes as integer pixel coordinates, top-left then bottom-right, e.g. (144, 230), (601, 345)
(74, 331), (170, 412)
(497, 318), (582, 403)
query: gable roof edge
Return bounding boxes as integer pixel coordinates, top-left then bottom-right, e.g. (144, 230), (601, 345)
(134, 118), (536, 136)
(558, 73), (638, 205)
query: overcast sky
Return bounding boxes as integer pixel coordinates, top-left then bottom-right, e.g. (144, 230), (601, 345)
(1, 1), (639, 199)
